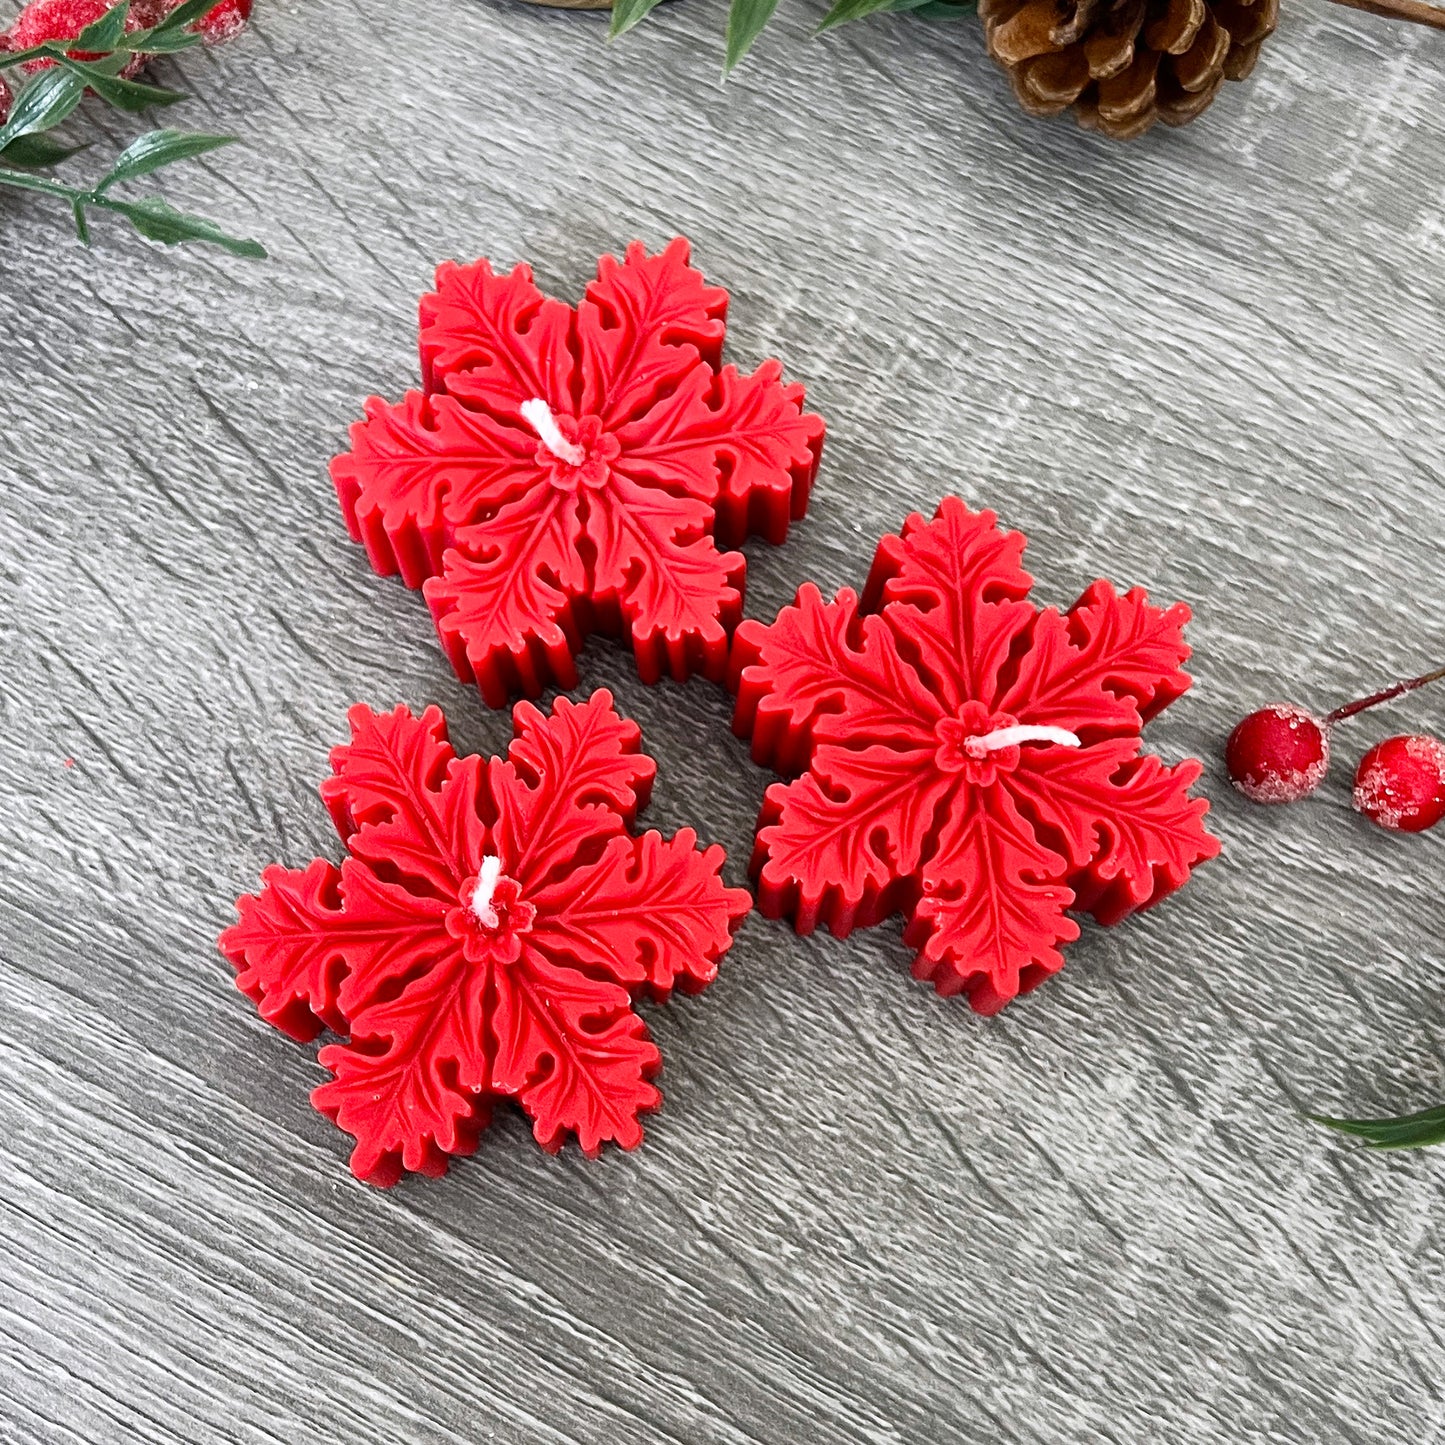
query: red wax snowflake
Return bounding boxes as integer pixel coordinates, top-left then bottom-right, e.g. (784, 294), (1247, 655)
(729, 498), (1220, 1015)
(219, 690), (751, 1186)
(331, 238), (825, 706)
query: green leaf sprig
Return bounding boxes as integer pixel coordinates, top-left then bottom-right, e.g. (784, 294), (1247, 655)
(0, 0), (265, 257)
(608, 0), (976, 74)
(1312, 1103), (1445, 1150)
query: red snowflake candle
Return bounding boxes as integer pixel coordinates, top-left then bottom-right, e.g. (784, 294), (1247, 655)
(729, 498), (1220, 1015)
(219, 690), (751, 1185)
(331, 238), (825, 706)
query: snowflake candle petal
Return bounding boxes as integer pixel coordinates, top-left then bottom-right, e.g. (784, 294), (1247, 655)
(728, 497), (1220, 1015)
(220, 690), (752, 1186)
(332, 238), (826, 706)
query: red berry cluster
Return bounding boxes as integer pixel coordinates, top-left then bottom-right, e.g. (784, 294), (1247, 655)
(2, 0), (251, 89)
(1226, 666), (1445, 833)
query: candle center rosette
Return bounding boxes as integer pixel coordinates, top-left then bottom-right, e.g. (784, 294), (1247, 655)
(446, 857), (538, 964)
(331, 238), (825, 707)
(729, 496), (1220, 1016)
(522, 405), (620, 493)
(934, 703), (1081, 786)
(220, 690), (751, 1187)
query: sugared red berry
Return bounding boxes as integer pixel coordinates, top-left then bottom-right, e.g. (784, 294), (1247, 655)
(1352, 735), (1445, 833)
(11, 0), (121, 67)
(0, 74), (11, 127)
(195, 0), (251, 43)
(127, 0), (174, 25)
(1225, 703), (1331, 804)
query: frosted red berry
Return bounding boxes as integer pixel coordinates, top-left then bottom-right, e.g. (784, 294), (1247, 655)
(12, 0), (116, 65)
(127, 0), (173, 24)
(195, 0), (251, 42)
(1352, 735), (1445, 834)
(0, 74), (11, 127)
(8, 0), (160, 73)
(1225, 703), (1331, 805)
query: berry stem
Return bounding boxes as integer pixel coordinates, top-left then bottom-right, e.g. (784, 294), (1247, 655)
(1328, 0), (1445, 28)
(1324, 665), (1445, 725)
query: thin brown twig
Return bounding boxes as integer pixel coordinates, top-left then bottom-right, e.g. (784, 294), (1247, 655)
(1325, 665), (1445, 725)
(1329, 0), (1445, 31)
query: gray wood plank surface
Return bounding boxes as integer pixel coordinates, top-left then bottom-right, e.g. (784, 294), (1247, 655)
(2, 0), (1444, 1439)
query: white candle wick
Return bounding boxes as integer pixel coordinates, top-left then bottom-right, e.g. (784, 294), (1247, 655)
(471, 855), (503, 928)
(520, 398), (585, 466)
(964, 725), (1081, 759)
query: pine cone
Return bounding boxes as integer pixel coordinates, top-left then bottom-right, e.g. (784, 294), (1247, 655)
(978, 0), (1278, 139)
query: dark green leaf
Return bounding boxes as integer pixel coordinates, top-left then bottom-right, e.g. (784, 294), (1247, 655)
(0, 42), (56, 68)
(125, 25), (202, 52)
(0, 69), (87, 148)
(98, 129), (236, 190)
(817, 0), (898, 30)
(1311, 1104), (1445, 1150)
(147, 0), (216, 32)
(0, 131), (89, 168)
(74, 1), (131, 51)
(58, 59), (188, 111)
(129, 0), (214, 47)
(72, 196), (92, 245)
(72, 50), (131, 76)
(105, 194), (266, 257)
(609, 0), (668, 38)
(724, 0), (780, 69)
(907, 0), (976, 17)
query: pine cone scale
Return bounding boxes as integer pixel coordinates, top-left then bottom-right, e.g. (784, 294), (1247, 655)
(1173, 13), (1228, 88)
(1086, 5), (1144, 80)
(1143, 0), (1205, 55)
(1096, 48), (1158, 120)
(1027, 48), (1093, 102)
(989, 1), (1068, 63)
(982, 0), (1276, 138)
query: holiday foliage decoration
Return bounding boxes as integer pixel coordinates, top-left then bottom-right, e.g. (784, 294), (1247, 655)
(730, 496), (1219, 1014)
(976, 0), (1275, 140)
(333, 237), (825, 706)
(220, 691), (751, 1186)
(1225, 665), (1445, 1148)
(1226, 665), (1445, 816)
(602, 0), (1445, 140)
(0, 0), (261, 253)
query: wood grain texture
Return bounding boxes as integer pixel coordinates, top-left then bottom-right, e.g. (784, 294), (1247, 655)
(1, 0), (1443, 1439)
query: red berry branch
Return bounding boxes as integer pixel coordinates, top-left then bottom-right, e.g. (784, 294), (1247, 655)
(1227, 662), (1445, 1149)
(1226, 665), (1445, 831)
(0, 0), (263, 255)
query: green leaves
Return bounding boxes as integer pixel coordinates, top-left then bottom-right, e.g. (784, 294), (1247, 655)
(0, 1), (263, 260)
(0, 0), (211, 67)
(0, 115), (264, 258)
(129, 0), (215, 52)
(99, 127), (236, 185)
(103, 193), (266, 256)
(606, 0), (977, 70)
(725, 0), (782, 68)
(0, 132), (90, 168)
(894, 0), (976, 17)
(74, 0), (133, 51)
(0, 69), (87, 148)
(817, 0), (901, 32)
(609, 0), (669, 39)
(57, 58), (189, 111)
(1313, 1103), (1445, 1150)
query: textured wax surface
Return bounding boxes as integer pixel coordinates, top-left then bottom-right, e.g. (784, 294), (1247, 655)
(1, 0), (1443, 1440)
